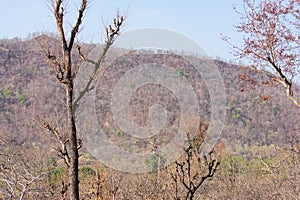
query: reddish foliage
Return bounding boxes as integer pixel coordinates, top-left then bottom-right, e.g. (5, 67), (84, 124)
(229, 0), (300, 107)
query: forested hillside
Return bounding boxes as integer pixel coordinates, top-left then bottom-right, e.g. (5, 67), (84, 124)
(0, 35), (299, 199)
(0, 36), (299, 149)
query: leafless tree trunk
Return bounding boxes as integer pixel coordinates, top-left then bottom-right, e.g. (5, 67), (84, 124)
(39, 0), (124, 199)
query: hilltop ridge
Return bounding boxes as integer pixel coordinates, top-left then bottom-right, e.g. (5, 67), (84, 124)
(0, 35), (299, 152)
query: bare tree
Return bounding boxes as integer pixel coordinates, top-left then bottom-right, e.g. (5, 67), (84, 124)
(38, 0), (124, 199)
(0, 146), (50, 200)
(167, 120), (220, 200)
(225, 0), (300, 107)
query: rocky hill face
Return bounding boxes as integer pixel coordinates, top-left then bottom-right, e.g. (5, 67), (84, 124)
(0, 35), (299, 151)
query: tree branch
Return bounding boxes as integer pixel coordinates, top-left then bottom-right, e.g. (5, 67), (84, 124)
(35, 120), (70, 167)
(267, 57), (300, 107)
(68, 0), (87, 51)
(73, 14), (124, 109)
(54, 0), (68, 54)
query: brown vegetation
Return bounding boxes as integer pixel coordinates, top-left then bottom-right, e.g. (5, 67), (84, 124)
(1, 0), (300, 198)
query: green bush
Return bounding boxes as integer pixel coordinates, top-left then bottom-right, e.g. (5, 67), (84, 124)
(18, 93), (25, 103)
(219, 155), (247, 174)
(176, 69), (188, 78)
(3, 90), (12, 98)
(115, 129), (121, 137)
(232, 109), (242, 119)
(79, 166), (96, 180)
(145, 154), (166, 172)
(49, 166), (67, 182)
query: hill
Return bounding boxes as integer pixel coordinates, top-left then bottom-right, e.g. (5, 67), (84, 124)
(0, 35), (299, 153)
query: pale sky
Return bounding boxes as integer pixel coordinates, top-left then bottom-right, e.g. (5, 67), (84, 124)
(1, 0), (243, 61)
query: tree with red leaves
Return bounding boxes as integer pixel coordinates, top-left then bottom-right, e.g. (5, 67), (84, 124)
(228, 0), (300, 107)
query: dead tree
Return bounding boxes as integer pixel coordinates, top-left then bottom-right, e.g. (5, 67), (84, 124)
(167, 120), (220, 200)
(38, 0), (124, 199)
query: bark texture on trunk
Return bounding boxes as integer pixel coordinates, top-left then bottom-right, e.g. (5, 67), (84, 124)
(66, 83), (79, 200)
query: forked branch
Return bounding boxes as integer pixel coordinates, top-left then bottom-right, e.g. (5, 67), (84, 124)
(36, 120), (70, 167)
(73, 14), (125, 108)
